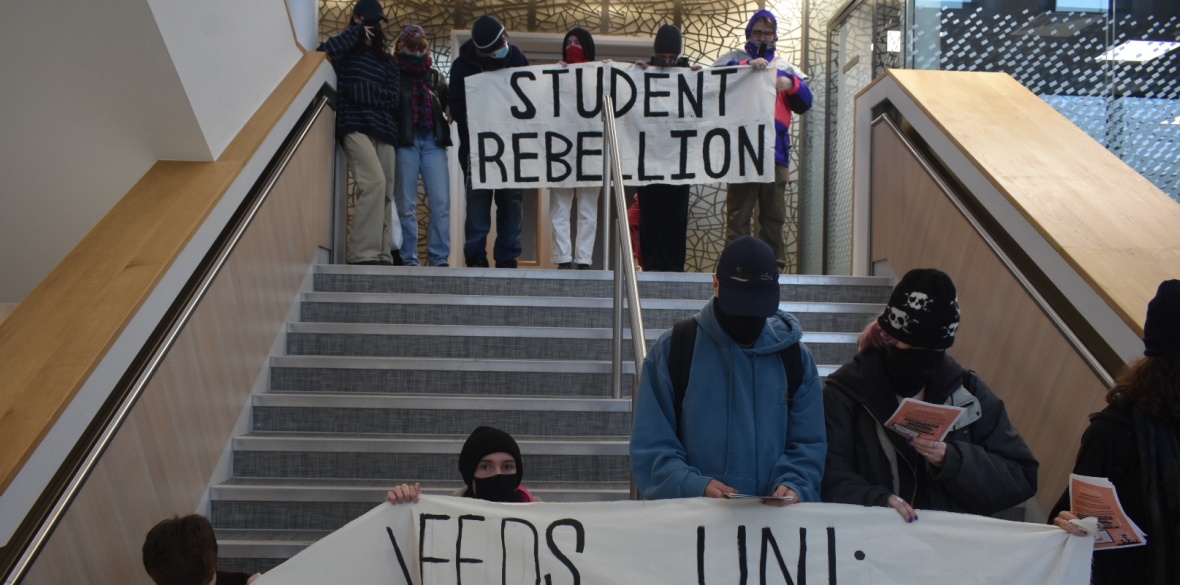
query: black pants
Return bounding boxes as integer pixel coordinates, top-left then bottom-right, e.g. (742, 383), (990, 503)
(637, 184), (690, 272)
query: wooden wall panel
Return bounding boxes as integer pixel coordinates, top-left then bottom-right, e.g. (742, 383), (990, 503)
(0, 304), (15, 327)
(0, 53), (326, 495)
(21, 110), (334, 585)
(870, 123), (1108, 515)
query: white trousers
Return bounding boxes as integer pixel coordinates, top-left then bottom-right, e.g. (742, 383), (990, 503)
(549, 186), (600, 265)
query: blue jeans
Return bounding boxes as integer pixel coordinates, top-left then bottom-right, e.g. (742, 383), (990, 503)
(463, 175), (523, 264)
(395, 132), (451, 266)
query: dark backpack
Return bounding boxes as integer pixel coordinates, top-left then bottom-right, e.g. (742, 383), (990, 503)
(668, 317), (804, 430)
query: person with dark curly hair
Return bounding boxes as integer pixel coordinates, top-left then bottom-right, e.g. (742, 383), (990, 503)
(142, 514), (260, 585)
(1053, 279), (1180, 585)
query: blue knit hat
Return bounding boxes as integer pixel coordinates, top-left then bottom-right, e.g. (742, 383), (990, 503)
(471, 15), (506, 50)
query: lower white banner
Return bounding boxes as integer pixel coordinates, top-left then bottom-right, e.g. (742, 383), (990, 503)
(256, 496), (1092, 585)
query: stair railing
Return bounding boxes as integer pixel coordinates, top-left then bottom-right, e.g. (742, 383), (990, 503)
(601, 97), (646, 404)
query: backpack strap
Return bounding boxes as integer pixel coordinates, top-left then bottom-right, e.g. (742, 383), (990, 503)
(781, 341), (803, 405)
(669, 318), (698, 431)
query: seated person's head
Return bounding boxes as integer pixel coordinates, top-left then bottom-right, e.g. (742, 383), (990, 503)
(142, 514), (219, 585)
(458, 426), (523, 502)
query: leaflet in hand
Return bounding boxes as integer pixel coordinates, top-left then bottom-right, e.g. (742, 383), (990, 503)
(724, 493), (795, 501)
(883, 398), (965, 442)
(1069, 473), (1147, 549)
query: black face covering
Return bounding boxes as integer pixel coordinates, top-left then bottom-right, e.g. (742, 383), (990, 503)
(713, 300), (766, 347)
(882, 345), (944, 397)
(469, 473), (522, 502)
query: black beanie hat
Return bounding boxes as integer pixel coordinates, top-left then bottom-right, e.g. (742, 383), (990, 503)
(877, 268), (960, 350)
(1143, 279), (1180, 356)
(458, 426), (523, 485)
(653, 24), (682, 55)
(471, 15), (506, 50)
(564, 27), (596, 61)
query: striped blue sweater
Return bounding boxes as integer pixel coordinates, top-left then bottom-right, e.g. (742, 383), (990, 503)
(318, 25), (400, 146)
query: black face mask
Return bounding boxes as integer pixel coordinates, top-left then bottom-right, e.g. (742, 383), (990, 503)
(713, 300), (765, 347)
(469, 473), (521, 502)
(882, 346), (944, 397)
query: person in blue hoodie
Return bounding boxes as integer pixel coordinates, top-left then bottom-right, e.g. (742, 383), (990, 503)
(630, 236), (826, 503)
(449, 15), (530, 268)
(713, 10), (812, 272)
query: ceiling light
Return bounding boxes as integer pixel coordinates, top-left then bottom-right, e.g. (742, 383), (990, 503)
(1095, 40), (1180, 62)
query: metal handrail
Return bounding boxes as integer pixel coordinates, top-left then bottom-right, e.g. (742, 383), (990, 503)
(602, 97), (647, 404)
(1, 91), (333, 585)
(873, 113), (1115, 389)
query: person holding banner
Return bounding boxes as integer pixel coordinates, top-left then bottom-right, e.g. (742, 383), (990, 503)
(387, 425), (536, 504)
(822, 269), (1038, 522)
(630, 236), (826, 503)
(632, 24), (700, 273)
(549, 27), (601, 270)
(449, 15), (530, 269)
(317, 0), (401, 266)
(1051, 279), (1180, 585)
(391, 25), (452, 267)
(713, 10), (812, 272)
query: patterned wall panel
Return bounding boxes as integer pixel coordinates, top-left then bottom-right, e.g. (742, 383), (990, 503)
(319, 0), (826, 273)
(908, 5), (1180, 203)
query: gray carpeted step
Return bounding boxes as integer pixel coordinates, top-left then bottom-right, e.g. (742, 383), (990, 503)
(269, 355), (637, 396)
(284, 323), (859, 364)
(300, 293), (882, 333)
(232, 433), (631, 483)
(251, 394), (633, 435)
(209, 479), (628, 532)
(313, 265), (894, 304)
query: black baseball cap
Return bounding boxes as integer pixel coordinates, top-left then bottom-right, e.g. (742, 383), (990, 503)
(716, 236), (780, 318)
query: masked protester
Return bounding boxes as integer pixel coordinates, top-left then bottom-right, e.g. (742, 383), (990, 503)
(713, 10), (812, 272)
(391, 25), (452, 267)
(822, 268), (1038, 521)
(549, 27), (601, 270)
(316, 0), (402, 266)
(1052, 280), (1180, 585)
(387, 426), (536, 504)
(448, 15), (530, 269)
(632, 25), (697, 272)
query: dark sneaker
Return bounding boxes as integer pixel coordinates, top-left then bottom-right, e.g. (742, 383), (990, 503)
(557, 262), (573, 270)
(576, 264), (592, 270)
(465, 256), (489, 268)
(391, 251), (405, 266)
(348, 260), (386, 266)
(495, 259), (518, 269)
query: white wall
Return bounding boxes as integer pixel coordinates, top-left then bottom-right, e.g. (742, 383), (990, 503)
(0, 0), (302, 303)
(146, 0), (303, 158)
(288, 0), (321, 51)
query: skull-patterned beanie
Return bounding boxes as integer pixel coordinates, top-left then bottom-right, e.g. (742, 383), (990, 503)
(877, 268), (960, 350)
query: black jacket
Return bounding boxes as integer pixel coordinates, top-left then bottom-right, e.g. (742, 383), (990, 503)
(822, 350), (1038, 516)
(448, 40), (529, 172)
(396, 66), (451, 148)
(1050, 403), (1153, 585)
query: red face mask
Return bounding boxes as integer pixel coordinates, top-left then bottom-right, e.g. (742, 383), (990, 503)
(564, 45), (587, 64)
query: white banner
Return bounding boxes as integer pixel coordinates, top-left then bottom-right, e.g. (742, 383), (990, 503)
(257, 496), (1092, 585)
(465, 63), (776, 189)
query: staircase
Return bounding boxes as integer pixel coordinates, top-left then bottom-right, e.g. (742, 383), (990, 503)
(213, 265), (892, 573)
